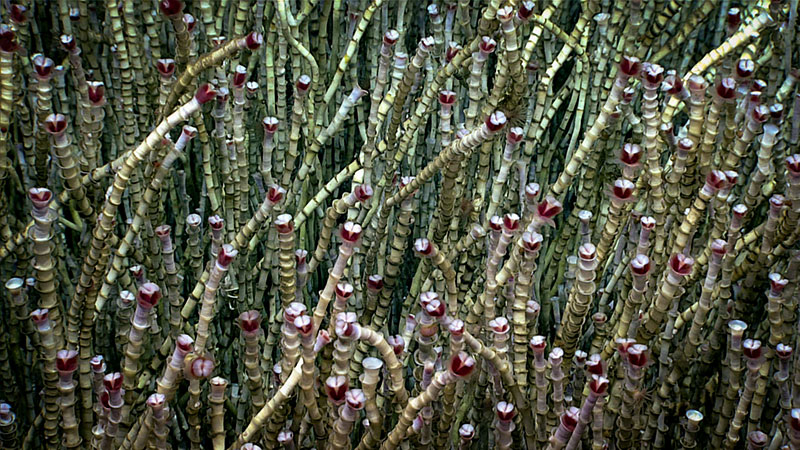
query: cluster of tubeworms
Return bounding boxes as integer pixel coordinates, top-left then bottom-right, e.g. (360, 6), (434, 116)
(0, 0), (799, 449)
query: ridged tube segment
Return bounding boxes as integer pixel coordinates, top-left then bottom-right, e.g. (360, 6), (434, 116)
(297, 316), (327, 443)
(28, 189), (65, 352)
(565, 376), (609, 450)
(556, 243), (598, 365)
(640, 66), (667, 262)
(669, 171), (725, 257)
(47, 114), (93, 220)
(355, 357), (383, 450)
(329, 389), (365, 450)
(230, 362), (302, 448)
(32, 310), (60, 447)
(684, 242), (726, 360)
(276, 216), (296, 311)
(721, 105), (768, 172)
(156, 225), (182, 339)
(723, 344), (763, 448)
(638, 253), (693, 343)
(362, 31), (398, 186)
(0, 40), (16, 178)
(208, 377), (228, 450)
(281, 76), (307, 191)
(772, 157), (800, 255)
(595, 180), (635, 264)
(677, 76), (707, 207)
(380, 370), (457, 450)
(615, 346), (647, 448)
(150, 395), (170, 450)
(121, 283), (162, 424)
(602, 255), (651, 359)
(511, 232), (542, 389)
(353, 324), (409, 407)
(308, 188), (364, 274)
(32, 56), (55, 187)
(368, 188), (414, 336)
(743, 124), (780, 211)
(711, 320), (748, 446)
(464, 39), (492, 130)
(480, 215), (518, 327)
(238, 312), (266, 413)
(385, 37), (433, 151)
(193, 245), (236, 355)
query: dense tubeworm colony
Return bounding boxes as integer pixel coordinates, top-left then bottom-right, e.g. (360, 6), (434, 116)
(2, 0), (800, 449)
